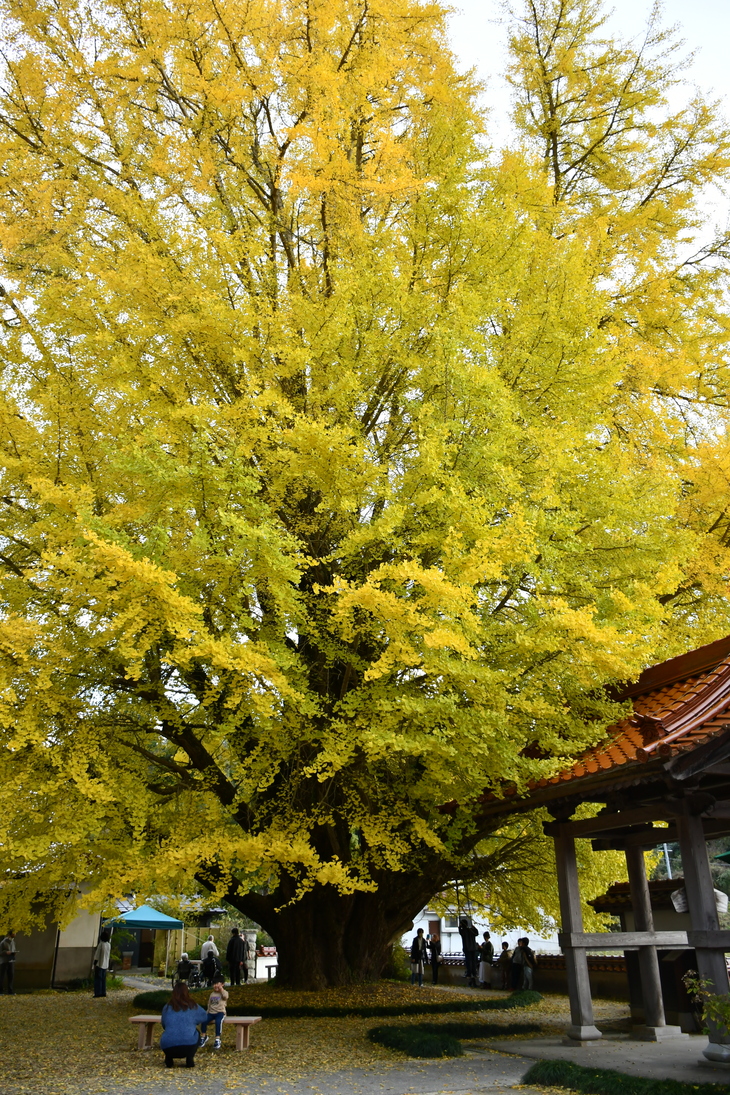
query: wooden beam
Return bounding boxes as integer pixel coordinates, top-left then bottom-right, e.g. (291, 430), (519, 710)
(592, 826), (678, 851)
(544, 805), (677, 839)
(705, 802), (730, 818)
(558, 931), (690, 949)
(593, 817), (730, 850)
(687, 931), (730, 949)
(666, 729), (730, 781)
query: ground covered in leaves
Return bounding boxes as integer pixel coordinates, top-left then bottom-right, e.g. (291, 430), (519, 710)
(0, 983), (627, 1094)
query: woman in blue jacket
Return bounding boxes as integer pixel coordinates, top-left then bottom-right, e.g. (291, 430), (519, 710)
(160, 982), (208, 1067)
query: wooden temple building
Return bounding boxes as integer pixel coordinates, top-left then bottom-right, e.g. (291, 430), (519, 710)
(480, 635), (730, 1060)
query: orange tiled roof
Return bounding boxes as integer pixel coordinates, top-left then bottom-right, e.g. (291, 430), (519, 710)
(588, 878), (684, 913)
(537, 651), (730, 790)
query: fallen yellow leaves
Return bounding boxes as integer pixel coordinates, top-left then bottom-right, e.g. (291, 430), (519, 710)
(0, 985), (628, 1094)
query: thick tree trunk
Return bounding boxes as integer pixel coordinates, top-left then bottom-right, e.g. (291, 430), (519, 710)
(226, 869), (445, 989)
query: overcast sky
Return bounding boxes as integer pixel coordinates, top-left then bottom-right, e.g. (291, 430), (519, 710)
(447, 0), (730, 140)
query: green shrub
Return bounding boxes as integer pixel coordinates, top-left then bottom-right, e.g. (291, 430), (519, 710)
(382, 945), (410, 982)
(414, 1020), (541, 1038)
(367, 1019), (540, 1057)
(368, 1025), (463, 1058)
(523, 1059), (730, 1095)
(132, 986), (542, 1018)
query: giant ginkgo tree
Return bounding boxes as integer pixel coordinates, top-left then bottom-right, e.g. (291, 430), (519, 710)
(1, 0), (730, 987)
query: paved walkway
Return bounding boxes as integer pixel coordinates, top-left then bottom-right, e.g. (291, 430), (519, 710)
(77, 1053), (544, 1095)
(123, 975), (166, 990)
(484, 1032), (730, 1085)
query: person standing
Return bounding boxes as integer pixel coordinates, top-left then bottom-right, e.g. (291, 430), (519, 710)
(522, 937), (537, 989)
(200, 935), (219, 961)
(428, 932), (442, 985)
(410, 928), (428, 987)
(497, 941), (512, 990)
(511, 937), (524, 989)
(0, 930), (16, 994)
(226, 927), (245, 986)
(240, 932), (251, 983)
(92, 930), (111, 998)
(478, 931), (494, 988)
(458, 916), (479, 988)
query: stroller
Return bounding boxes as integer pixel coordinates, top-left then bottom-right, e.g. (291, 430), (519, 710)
(201, 951), (223, 987)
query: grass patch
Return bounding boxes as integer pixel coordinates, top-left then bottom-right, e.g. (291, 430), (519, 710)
(368, 1019), (542, 1058)
(65, 974), (126, 992)
(131, 987), (542, 1018)
(368, 1025), (463, 1057)
(523, 1059), (730, 1095)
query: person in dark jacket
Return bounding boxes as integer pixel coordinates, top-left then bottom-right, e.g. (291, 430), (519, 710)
(410, 928), (428, 987)
(175, 952), (192, 982)
(458, 916), (479, 987)
(497, 941), (512, 990)
(226, 928), (247, 986)
(0, 930), (16, 995)
(201, 950), (222, 986)
(511, 937), (525, 988)
(428, 932), (442, 985)
(159, 981), (208, 1068)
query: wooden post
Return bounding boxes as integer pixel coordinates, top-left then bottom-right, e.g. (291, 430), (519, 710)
(676, 807), (730, 1058)
(624, 846), (683, 1040)
(164, 931), (170, 980)
(554, 832), (602, 1043)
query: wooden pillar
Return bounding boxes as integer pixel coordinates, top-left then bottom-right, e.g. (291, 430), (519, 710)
(554, 832), (602, 1043)
(676, 807), (730, 1054)
(624, 846), (683, 1039)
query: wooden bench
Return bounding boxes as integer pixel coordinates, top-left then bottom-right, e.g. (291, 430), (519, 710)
(129, 1014), (262, 1052)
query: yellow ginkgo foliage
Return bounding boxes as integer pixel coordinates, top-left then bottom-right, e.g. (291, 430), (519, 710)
(0, 0), (730, 986)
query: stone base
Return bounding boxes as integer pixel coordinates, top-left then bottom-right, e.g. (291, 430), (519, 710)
(631, 1025), (688, 1042)
(703, 1042), (730, 1064)
(562, 1025), (602, 1045)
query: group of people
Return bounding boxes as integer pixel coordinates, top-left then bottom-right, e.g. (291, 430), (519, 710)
(159, 979), (229, 1066)
(163, 929), (256, 1062)
(176, 927), (252, 987)
(88, 925), (254, 1001)
(457, 917), (536, 989)
(410, 918), (537, 990)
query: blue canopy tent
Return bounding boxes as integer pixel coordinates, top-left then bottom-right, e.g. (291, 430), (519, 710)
(105, 904), (184, 976)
